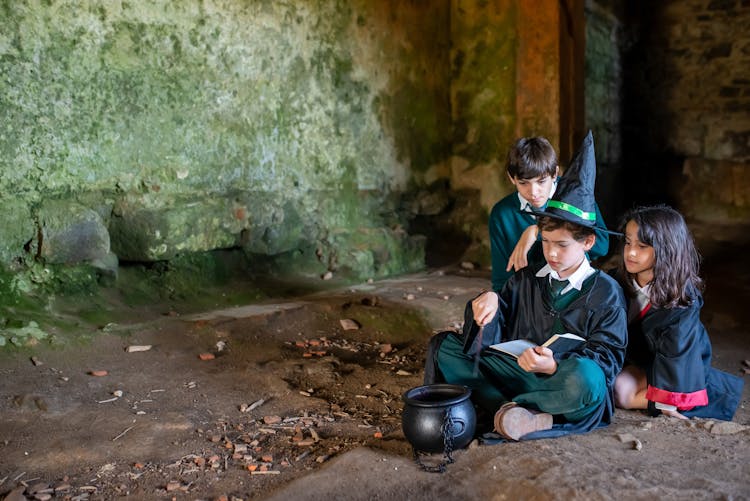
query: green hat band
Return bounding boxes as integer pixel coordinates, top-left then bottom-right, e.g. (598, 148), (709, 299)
(546, 200), (596, 221)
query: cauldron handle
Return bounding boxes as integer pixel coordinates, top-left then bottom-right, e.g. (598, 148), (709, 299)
(412, 407), (457, 473)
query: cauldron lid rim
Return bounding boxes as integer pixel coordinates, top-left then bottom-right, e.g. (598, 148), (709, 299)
(402, 384), (472, 407)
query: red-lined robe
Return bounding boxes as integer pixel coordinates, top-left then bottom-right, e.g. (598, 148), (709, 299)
(626, 286), (743, 420)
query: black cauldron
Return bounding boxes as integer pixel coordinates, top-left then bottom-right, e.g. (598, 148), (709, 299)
(402, 384), (476, 453)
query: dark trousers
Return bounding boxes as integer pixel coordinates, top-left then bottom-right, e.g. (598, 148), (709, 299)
(435, 332), (606, 422)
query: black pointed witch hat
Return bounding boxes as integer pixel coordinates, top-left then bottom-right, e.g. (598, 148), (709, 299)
(530, 130), (618, 234)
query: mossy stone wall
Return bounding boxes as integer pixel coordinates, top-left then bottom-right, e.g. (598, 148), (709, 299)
(0, 0), (450, 282)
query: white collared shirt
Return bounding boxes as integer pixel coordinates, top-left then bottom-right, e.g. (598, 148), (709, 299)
(535, 257), (595, 295)
(517, 179), (558, 212)
(628, 278), (652, 323)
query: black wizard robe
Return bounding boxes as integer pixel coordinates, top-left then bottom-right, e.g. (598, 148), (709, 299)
(626, 287), (743, 421)
(461, 263), (628, 438)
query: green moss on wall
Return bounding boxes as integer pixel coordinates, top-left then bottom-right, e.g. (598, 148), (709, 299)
(450, 2), (518, 165)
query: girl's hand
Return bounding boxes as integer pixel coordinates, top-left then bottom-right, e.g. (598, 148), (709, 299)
(661, 408), (688, 420)
(506, 225), (538, 272)
(471, 291), (498, 327)
(517, 345), (557, 374)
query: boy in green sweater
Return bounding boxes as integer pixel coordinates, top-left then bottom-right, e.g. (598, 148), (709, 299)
(490, 137), (610, 291)
(426, 131), (626, 441)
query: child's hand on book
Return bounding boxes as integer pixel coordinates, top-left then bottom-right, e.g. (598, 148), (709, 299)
(518, 345), (557, 375)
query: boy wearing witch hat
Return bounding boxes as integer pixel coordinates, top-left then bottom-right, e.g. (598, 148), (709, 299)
(425, 131), (628, 440)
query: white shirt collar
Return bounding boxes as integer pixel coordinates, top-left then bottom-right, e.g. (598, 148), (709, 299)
(517, 192), (533, 212)
(535, 257), (595, 294)
(628, 278), (652, 321)
(517, 179), (558, 212)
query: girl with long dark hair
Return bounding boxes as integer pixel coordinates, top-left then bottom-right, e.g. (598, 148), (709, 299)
(613, 205), (742, 420)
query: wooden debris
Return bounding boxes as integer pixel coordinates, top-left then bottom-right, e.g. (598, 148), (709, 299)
(112, 426), (134, 441)
(125, 345), (152, 352)
(198, 352), (215, 361)
(240, 398), (266, 413)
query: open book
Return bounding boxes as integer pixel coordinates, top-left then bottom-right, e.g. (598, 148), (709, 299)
(488, 333), (585, 359)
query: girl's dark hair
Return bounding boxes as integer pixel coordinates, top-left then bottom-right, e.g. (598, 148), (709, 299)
(616, 205), (703, 308)
(506, 137), (558, 179)
(537, 216), (595, 242)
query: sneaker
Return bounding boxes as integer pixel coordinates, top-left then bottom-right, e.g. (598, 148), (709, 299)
(493, 402), (553, 440)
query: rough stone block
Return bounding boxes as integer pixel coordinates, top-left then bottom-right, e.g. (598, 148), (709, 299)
(109, 195), (249, 262)
(36, 200), (110, 265)
(0, 199), (35, 267)
(237, 194), (308, 256)
(324, 227), (425, 279)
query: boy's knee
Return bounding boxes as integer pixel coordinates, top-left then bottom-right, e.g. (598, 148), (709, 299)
(560, 358), (606, 405)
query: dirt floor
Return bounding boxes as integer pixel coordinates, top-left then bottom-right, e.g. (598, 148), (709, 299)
(1, 231), (749, 500)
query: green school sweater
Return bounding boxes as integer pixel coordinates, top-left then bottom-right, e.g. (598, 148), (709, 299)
(489, 192), (610, 292)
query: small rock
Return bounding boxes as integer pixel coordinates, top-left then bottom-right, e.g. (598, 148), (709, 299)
(396, 370), (412, 376)
(460, 261), (475, 270)
(339, 318), (360, 331)
(404, 293), (415, 301)
(198, 353), (215, 361)
(263, 415), (282, 425)
(31, 356), (43, 366)
(166, 481), (181, 492)
(88, 370), (108, 377)
(633, 439), (643, 451)
(321, 271), (333, 280)
(379, 343), (393, 354)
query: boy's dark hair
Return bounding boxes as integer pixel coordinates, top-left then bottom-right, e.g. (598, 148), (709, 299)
(616, 205), (703, 308)
(506, 137), (558, 179)
(536, 215), (595, 241)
